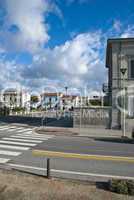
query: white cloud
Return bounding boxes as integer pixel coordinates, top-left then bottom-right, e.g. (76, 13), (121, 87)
(21, 31), (106, 91)
(0, 0), (52, 52)
(113, 20), (122, 32)
(121, 25), (134, 38)
(2, 0), (134, 94)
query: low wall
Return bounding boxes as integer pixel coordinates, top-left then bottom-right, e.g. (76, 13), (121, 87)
(73, 107), (110, 128)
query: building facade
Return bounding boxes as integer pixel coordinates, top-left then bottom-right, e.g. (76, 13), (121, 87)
(41, 92), (62, 109)
(0, 89), (31, 109)
(106, 38), (134, 130)
(41, 92), (79, 110)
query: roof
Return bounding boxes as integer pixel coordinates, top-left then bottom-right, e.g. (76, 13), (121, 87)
(62, 95), (78, 99)
(106, 38), (134, 68)
(41, 92), (62, 97)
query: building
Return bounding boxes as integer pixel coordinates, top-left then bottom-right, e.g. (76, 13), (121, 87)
(41, 92), (62, 109)
(0, 88), (31, 109)
(106, 38), (134, 130)
(41, 92), (79, 109)
(61, 95), (79, 109)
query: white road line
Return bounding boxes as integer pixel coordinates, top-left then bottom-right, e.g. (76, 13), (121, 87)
(2, 137), (42, 143)
(8, 163), (134, 181)
(23, 131), (32, 134)
(16, 133), (53, 139)
(0, 144), (29, 150)
(0, 150), (21, 156)
(0, 158), (10, 163)
(0, 126), (9, 128)
(11, 135), (49, 140)
(8, 129), (16, 132)
(17, 129), (32, 133)
(0, 140), (36, 146)
(13, 127), (25, 130)
(0, 128), (10, 130)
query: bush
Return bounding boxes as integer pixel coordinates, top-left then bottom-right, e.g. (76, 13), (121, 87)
(127, 180), (134, 195)
(109, 179), (134, 195)
(132, 128), (134, 138)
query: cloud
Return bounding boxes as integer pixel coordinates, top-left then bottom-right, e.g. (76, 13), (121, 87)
(113, 20), (122, 32)
(1, 0), (134, 94)
(21, 31), (106, 91)
(0, 0), (54, 52)
(121, 25), (134, 38)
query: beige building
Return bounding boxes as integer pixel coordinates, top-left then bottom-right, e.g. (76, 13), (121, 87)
(106, 38), (134, 130)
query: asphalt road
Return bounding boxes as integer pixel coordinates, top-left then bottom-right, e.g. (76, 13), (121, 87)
(0, 123), (134, 181)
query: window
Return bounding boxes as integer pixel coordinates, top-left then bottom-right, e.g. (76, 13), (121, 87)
(130, 60), (134, 79)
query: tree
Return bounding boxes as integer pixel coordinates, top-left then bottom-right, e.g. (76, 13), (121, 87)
(31, 95), (39, 103)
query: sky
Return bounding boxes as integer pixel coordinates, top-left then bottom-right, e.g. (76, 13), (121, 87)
(0, 0), (134, 95)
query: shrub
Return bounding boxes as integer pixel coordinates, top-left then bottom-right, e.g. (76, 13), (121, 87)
(127, 180), (134, 195)
(132, 128), (134, 139)
(109, 179), (134, 195)
(109, 180), (128, 195)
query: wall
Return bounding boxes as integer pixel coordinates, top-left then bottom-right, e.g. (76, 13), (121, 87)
(73, 107), (110, 128)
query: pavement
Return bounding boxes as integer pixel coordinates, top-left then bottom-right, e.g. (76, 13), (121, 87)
(0, 122), (134, 182)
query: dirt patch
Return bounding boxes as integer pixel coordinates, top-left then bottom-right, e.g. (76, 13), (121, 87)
(0, 169), (133, 200)
(35, 127), (78, 136)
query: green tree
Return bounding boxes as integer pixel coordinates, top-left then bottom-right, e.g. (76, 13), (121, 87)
(31, 95), (39, 103)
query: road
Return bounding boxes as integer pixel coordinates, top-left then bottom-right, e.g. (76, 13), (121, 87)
(0, 123), (134, 181)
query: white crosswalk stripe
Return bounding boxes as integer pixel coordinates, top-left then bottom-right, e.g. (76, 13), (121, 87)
(0, 150), (21, 156)
(0, 158), (10, 163)
(0, 140), (36, 146)
(16, 133), (53, 138)
(0, 125), (54, 163)
(16, 129), (32, 133)
(0, 144), (30, 150)
(0, 127), (10, 130)
(2, 137), (42, 143)
(11, 135), (48, 140)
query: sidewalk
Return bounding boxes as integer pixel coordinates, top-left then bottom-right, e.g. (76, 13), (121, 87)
(35, 126), (132, 139)
(77, 127), (124, 138)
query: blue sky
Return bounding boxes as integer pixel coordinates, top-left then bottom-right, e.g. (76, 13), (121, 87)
(0, 0), (134, 94)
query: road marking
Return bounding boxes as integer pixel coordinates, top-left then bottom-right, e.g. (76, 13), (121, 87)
(12, 135), (49, 140)
(0, 140), (36, 146)
(8, 129), (17, 132)
(17, 129), (32, 133)
(11, 135), (48, 142)
(8, 163), (134, 181)
(0, 144), (30, 150)
(0, 158), (10, 163)
(0, 127), (9, 130)
(16, 133), (53, 139)
(0, 150), (21, 156)
(32, 150), (134, 163)
(2, 137), (42, 143)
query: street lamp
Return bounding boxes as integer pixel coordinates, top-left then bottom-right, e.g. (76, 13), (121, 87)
(120, 67), (127, 138)
(65, 86), (68, 96)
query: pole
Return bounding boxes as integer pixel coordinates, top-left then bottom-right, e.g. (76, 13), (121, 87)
(47, 158), (50, 179)
(123, 75), (126, 137)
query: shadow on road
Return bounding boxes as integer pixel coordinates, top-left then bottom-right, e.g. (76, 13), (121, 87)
(94, 137), (134, 144)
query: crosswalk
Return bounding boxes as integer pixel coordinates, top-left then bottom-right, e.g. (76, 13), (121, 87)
(0, 125), (54, 164)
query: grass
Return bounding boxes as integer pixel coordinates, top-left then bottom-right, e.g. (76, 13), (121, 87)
(0, 169), (133, 200)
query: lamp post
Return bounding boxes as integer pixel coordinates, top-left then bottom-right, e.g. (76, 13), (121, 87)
(120, 67), (127, 138)
(65, 86), (68, 96)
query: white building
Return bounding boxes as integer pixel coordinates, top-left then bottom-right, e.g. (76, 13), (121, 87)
(0, 89), (31, 109)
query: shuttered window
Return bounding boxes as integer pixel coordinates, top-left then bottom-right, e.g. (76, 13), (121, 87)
(130, 60), (134, 79)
